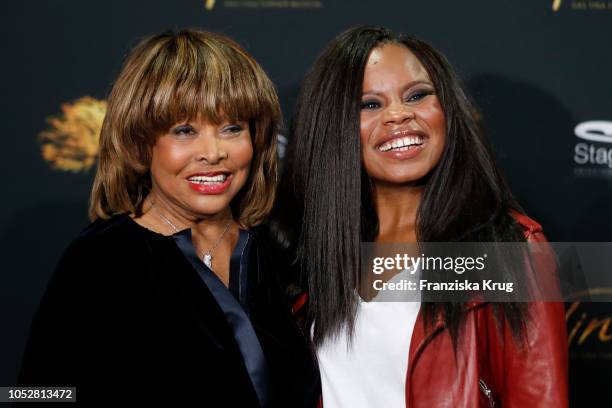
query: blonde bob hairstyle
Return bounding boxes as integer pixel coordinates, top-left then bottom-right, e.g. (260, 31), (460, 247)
(89, 29), (280, 228)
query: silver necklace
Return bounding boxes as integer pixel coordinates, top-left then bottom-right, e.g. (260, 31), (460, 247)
(150, 202), (232, 270)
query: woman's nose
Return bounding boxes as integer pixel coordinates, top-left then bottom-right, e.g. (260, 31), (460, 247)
(194, 127), (227, 164)
(383, 101), (415, 125)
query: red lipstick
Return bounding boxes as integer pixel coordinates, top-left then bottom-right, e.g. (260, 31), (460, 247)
(186, 172), (233, 195)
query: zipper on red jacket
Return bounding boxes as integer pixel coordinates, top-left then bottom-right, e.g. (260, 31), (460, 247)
(479, 379), (496, 407)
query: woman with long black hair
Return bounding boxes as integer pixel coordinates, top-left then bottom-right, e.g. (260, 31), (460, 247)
(272, 26), (567, 407)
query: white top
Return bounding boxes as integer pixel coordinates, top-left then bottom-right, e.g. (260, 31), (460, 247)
(316, 269), (420, 408)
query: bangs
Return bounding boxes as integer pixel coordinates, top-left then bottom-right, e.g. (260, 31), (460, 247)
(135, 31), (271, 135)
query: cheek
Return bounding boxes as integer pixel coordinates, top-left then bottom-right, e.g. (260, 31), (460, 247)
(150, 141), (191, 176)
(360, 113), (378, 146)
(418, 101), (446, 158)
(360, 113), (380, 171)
(227, 138), (254, 171)
(421, 100), (446, 139)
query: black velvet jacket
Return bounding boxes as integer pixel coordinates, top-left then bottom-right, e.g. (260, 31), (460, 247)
(18, 214), (320, 406)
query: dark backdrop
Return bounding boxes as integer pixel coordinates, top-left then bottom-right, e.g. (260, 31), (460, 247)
(2, 1), (611, 406)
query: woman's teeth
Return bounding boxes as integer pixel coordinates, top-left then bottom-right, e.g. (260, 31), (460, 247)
(378, 136), (424, 152)
(188, 174), (228, 184)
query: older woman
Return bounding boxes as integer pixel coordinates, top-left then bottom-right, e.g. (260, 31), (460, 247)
(273, 26), (568, 407)
(19, 29), (319, 407)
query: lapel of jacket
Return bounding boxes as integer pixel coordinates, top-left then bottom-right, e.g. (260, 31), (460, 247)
(405, 300), (486, 404)
(173, 228), (269, 408)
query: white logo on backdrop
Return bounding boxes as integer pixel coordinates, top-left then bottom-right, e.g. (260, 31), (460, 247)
(574, 121), (612, 175)
(575, 121), (612, 144)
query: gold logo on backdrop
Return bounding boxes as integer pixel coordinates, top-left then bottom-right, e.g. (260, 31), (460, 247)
(567, 301), (612, 347)
(206, 0), (322, 9)
(39, 96), (106, 172)
(553, 0), (612, 11)
(566, 289), (612, 358)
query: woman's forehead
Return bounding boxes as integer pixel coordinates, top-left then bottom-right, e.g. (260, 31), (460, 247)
(364, 44), (431, 90)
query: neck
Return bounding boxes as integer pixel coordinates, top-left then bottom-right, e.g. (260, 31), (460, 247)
(144, 192), (236, 244)
(373, 181), (423, 243)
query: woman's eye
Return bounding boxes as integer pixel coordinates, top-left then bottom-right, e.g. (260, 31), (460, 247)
(172, 125), (196, 136)
(406, 90), (433, 103)
(222, 124), (245, 134)
(360, 100), (381, 110)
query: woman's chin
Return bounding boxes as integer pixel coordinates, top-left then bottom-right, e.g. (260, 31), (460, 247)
(186, 198), (234, 219)
(373, 172), (430, 187)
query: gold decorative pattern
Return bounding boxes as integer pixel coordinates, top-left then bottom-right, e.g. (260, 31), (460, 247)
(39, 96), (107, 172)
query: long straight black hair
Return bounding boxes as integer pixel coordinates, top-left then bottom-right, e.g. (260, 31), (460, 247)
(271, 26), (527, 347)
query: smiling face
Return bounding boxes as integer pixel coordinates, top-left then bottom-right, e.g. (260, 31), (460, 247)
(360, 43), (446, 186)
(149, 117), (253, 219)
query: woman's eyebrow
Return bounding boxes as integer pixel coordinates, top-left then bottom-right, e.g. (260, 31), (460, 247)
(362, 80), (433, 96)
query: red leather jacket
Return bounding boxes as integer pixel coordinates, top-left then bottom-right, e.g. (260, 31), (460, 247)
(294, 212), (569, 408)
